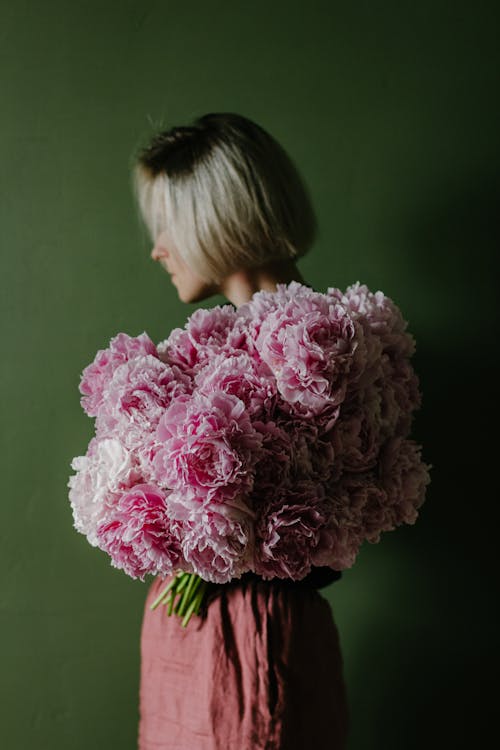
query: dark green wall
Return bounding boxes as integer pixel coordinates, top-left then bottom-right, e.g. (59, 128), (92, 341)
(1, 1), (497, 747)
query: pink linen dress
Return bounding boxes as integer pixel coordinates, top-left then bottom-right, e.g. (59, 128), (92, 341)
(138, 570), (349, 749)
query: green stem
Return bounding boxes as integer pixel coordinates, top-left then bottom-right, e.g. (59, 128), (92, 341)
(150, 573), (179, 611)
(194, 581), (208, 615)
(182, 581), (208, 628)
(177, 573), (201, 617)
(181, 592), (200, 628)
(151, 572), (210, 627)
(174, 573), (189, 594)
(167, 588), (180, 616)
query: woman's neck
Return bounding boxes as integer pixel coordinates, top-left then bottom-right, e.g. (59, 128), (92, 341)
(218, 260), (307, 307)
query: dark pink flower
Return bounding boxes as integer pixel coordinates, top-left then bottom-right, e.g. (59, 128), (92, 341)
(307, 474), (388, 569)
(96, 483), (184, 580)
(249, 420), (295, 504)
(329, 384), (385, 473)
(254, 481), (332, 580)
(269, 413), (339, 483)
(379, 437), (432, 527)
(380, 356), (423, 435)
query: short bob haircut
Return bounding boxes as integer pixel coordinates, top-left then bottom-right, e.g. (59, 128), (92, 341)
(131, 112), (318, 284)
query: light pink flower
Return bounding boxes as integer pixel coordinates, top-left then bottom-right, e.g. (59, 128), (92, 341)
(67, 437), (142, 546)
(135, 436), (168, 485)
(180, 505), (254, 583)
(194, 351), (277, 419)
(157, 305), (244, 375)
(152, 390), (263, 503)
(161, 481), (257, 525)
(79, 332), (158, 416)
(94, 355), (191, 449)
(327, 281), (416, 360)
(237, 280), (311, 326)
(254, 288), (362, 418)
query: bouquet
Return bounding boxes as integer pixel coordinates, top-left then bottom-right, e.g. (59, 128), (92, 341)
(68, 281), (432, 626)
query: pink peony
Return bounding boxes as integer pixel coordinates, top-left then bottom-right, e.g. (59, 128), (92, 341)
(327, 282), (416, 360)
(179, 505), (254, 583)
(237, 280), (312, 329)
(152, 390), (264, 504)
(336, 474), (391, 544)
(135, 436), (169, 485)
(96, 483), (185, 580)
(69, 280), (431, 584)
(269, 413), (339, 483)
(157, 305), (244, 375)
(194, 351), (277, 420)
(67, 437), (142, 546)
(159, 482), (258, 528)
(253, 288), (363, 418)
(304, 474), (387, 570)
(254, 481), (333, 580)
(379, 436), (432, 527)
(94, 355), (191, 449)
(79, 332), (158, 416)
(380, 356), (422, 436)
(329, 384), (385, 473)
(247, 420), (295, 507)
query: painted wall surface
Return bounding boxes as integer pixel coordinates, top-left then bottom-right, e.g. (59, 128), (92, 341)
(1, 1), (497, 747)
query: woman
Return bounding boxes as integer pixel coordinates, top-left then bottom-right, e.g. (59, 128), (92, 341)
(132, 112), (349, 750)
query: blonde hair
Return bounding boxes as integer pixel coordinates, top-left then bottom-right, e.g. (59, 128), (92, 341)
(131, 112), (317, 284)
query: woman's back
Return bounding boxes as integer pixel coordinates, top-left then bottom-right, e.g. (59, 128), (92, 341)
(138, 572), (349, 750)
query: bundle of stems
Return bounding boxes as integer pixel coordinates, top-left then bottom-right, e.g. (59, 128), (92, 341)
(150, 571), (208, 627)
